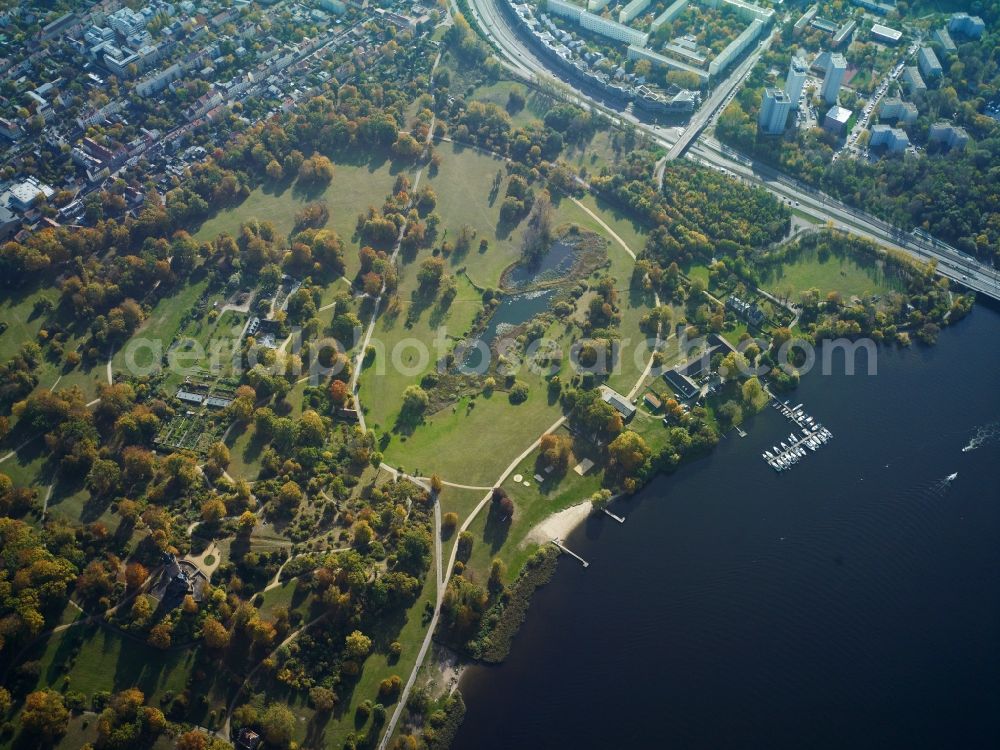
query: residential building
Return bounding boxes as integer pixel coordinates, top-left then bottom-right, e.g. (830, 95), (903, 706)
(870, 23), (902, 44)
(948, 13), (986, 39)
(918, 46), (942, 78)
(547, 0), (583, 22)
(634, 83), (699, 114)
(579, 11), (649, 46)
(902, 66), (926, 95)
(703, 0), (774, 24)
(879, 97), (917, 125)
(619, 0), (650, 24)
(709, 18), (763, 76)
(823, 105), (852, 136)
(832, 19), (856, 48)
(587, 0), (611, 10)
(869, 124), (909, 154)
(758, 87), (791, 135)
(5, 177), (54, 211)
(928, 122), (970, 151)
(108, 7), (146, 37)
(785, 56), (807, 105)
(627, 44), (709, 82)
(650, 0), (689, 31)
(793, 5), (818, 36)
(850, 0), (895, 15)
(0, 204), (19, 240)
(821, 52), (846, 105)
(933, 27), (956, 53)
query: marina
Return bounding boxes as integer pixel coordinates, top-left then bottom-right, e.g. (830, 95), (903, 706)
(764, 400), (833, 472)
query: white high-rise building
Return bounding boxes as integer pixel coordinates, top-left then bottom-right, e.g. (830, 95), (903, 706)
(821, 53), (847, 105)
(785, 57), (807, 107)
(759, 87), (792, 135)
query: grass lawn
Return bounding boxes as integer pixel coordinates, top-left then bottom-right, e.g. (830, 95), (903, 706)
(383, 390), (562, 486)
(357, 274), (482, 434)
(0, 284), (103, 410)
(0, 285), (61, 363)
(26, 622), (195, 702)
(111, 274), (211, 380)
(258, 578), (315, 621)
(194, 155), (407, 283)
(425, 140), (526, 289)
(761, 245), (902, 301)
(317, 565), (437, 749)
(225, 421), (265, 482)
(0, 436), (53, 491)
(438, 485), (490, 527)
(462, 428), (605, 581)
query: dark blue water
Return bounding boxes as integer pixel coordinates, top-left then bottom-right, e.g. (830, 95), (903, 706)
(461, 289), (555, 370)
(454, 305), (1000, 750)
(504, 239), (578, 289)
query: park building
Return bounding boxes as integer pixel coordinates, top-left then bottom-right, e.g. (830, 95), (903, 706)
(821, 52), (847, 105)
(918, 46), (942, 78)
(758, 87), (791, 135)
(785, 56), (807, 105)
(869, 124), (909, 155)
(948, 12), (986, 39)
(879, 97), (917, 125)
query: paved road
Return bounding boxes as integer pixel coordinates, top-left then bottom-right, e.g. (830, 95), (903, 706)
(666, 31), (773, 161)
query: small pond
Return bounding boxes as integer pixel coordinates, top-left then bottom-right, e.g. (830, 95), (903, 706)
(460, 289), (555, 372)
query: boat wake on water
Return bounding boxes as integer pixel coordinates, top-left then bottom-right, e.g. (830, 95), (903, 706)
(962, 421), (1000, 453)
(930, 473), (959, 493)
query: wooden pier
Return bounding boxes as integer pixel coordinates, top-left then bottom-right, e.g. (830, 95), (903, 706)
(602, 508), (625, 524)
(551, 539), (589, 567)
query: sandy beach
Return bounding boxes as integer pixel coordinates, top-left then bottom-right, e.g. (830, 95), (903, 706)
(524, 501), (593, 546)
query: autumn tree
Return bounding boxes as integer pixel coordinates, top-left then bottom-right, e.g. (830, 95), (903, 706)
(538, 433), (573, 473)
(124, 561), (149, 590)
(202, 616), (231, 649)
(20, 689), (69, 741)
(607, 431), (651, 479)
(345, 629), (372, 660)
(309, 686), (337, 712)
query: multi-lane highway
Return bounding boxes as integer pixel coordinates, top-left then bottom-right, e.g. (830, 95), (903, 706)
(464, 0), (1000, 300)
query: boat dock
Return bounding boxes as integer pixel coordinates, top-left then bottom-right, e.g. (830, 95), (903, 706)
(602, 508), (625, 523)
(763, 400), (834, 473)
(551, 538), (589, 567)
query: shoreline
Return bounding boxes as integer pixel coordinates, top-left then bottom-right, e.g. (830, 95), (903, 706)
(524, 500), (594, 547)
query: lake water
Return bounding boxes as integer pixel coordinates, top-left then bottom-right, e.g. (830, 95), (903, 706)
(454, 304), (1000, 749)
(461, 289), (555, 370)
(503, 239), (578, 289)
